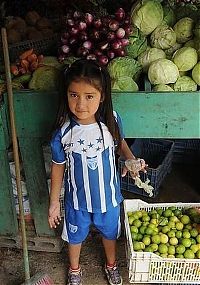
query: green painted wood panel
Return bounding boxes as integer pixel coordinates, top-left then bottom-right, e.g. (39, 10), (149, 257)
(112, 91), (200, 138)
(19, 138), (55, 237)
(0, 150), (18, 235)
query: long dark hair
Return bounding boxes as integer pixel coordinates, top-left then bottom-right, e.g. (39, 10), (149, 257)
(55, 58), (122, 149)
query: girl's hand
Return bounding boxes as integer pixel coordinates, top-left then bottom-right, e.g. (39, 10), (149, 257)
(122, 158), (148, 178)
(48, 200), (62, 229)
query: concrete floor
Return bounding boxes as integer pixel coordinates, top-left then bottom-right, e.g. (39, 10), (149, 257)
(0, 163), (200, 285)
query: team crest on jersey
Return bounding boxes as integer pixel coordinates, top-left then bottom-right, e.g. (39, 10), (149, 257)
(87, 157), (98, 170)
(69, 223), (78, 233)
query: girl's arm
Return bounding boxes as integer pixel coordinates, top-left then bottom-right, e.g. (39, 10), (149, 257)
(48, 162), (65, 229)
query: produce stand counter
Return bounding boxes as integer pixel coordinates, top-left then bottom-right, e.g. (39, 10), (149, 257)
(0, 90), (199, 240)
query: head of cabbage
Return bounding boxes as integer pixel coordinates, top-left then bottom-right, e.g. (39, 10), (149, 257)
(107, 56), (142, 82)
(153, 84), (174, 92)
(112, 76), (139, 92)
(162, 5), (176, 27)
(172, 46), (198, 71)
(192, 62), (200, 86)
(131, 0), (163, 35)
(173, 17), (194, 43)
(173, 76), (197, 91)
(150, 24), (176, 50)
(138, 47), (166, 73)
(148, 58), (179, 85)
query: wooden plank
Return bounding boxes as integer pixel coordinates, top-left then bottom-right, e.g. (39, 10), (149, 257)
(19, 138), (55, 237)
(112, 92), (200, 138)
(0, 150), (18, 235)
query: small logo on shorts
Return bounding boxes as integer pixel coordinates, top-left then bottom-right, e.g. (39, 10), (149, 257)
(69, 223), (78, 233)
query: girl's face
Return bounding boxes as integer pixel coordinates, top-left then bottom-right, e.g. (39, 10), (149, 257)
(67, 80), (102, 124)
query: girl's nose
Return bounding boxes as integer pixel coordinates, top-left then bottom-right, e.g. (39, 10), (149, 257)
(77, 97), (86, 108)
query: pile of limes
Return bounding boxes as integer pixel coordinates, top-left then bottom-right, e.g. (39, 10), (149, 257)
(127, 206), (200, 259)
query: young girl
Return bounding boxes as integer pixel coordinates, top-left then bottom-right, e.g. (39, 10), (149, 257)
(48, 59), (146, 285)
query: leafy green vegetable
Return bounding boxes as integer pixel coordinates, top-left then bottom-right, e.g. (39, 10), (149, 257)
(125, 26), (147, 58)
(173, 17), (194, 44)
(173, 76), (197, 91)
(153, 84), (174, 92)
(148, 58), (179, 85)
(112, 76), (139, 92)
(138, 47), (166, 73)
(172, 47), (198, 71)
(150, 24), (176, 50)
(192, 62), (200, 86)
(131, 0), (163, 35)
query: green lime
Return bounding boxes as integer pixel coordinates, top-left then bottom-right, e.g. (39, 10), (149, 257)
(162, 226), (170, 234)
(185, 224), (192, 230)
(157, 208), (163, 216)
(196, 250), (200, 259)
(130, 225), (138, 234)
(142, 215), (150, 222)
(128, 216), (134, 225)
(169, 216), (179, 223)
(127, 211), (133, 217)
(176, 254), (184, 258)
(133, 241), (143, 251)
(190, 244), (199, 254)
(169, 237), (178, 246)
(135, 210), (143, 218)
(139, 225), (147, 235)
(131, 232), (138, 240)
(167, 254), (175, 258)
(163, 209), (173, 218)
(133, 219), (142, 228)
(180, 215), (190, 225)
(136, 233), (143, 241)
(196, 234), (200, 243)
(175, 231), (182, 239)
(150, 243), (158, 252)
(145, 227), (154, 235)
(175, 222), (184, 231)
(158, 244), (168, 254)
(144, 246), (154, 252)
(190, 238), (196, 245)
(151, 234), (161, 244)
(168, 230), (176, 238)
(174, 209), (182, 217)
(182, 230), (191, 239)
(181, 238), (192, 248)
(160, 233), (169, 244)
(190, 228), (198, 238)
(142, 236), (151, 246)
(184, 249), (195, 259)
(175, 244), (186, 254)
(168, 221), (176, 229)
(168, 245), (175, 255)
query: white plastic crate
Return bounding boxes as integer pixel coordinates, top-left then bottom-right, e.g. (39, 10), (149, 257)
(123, 199), (200, 284)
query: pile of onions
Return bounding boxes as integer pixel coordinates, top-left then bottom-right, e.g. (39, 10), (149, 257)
(58, 8), (132, 65)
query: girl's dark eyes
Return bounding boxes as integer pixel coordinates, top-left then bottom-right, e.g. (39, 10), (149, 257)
(69, 93), (94, 100)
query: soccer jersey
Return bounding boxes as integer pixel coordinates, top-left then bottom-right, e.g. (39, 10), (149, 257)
(51, 112), (124, 213)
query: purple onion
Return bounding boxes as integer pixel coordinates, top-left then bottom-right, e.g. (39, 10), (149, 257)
(83, 40), (92, 50)
(107, 31), (116, 41)
(124, 25), (133, 36)
(61, 45), (70, 54)
(93, 18), (102, 29)
(124, 16), (131, 25)
(107, 50), (115, 59)
(115, 48), (125, 57)
(94, 49), (103, 57)
(79, 31), (88, 41)
(112, 40), (122, 50)
(77, 46), (89, 57)
(98, 55), (109, 65)
(109, 19), (119, 31)
(102, 15), (111, 27)
(90, 29), (100, 41)
(116, 28), (126, 39)
(70, 25), (79, 35)
(61, 37), (68, 44)
(67, 18), (75, 26)
(87, 54), (97, 60)
(85, 13), (93, 25)
(73, 11), (81, 19)
(78, 21), (87, 31)
(115, 8), (125, 21)
(99, 41), (109, 50)
(68, 37), (77, 45)
(121, 38), (129, 47)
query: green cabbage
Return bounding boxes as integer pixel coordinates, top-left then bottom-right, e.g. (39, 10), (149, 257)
(173, 76), (197, 91)
(150, 24), (176, 50)
(148, 58), (179, 85)
(131, 0), (163, 36)
(107, 56), (142, 82)
(172, 47), (198, 71)
(138, 47), (166, 73)
(125, 26), (147, 58)
(173, 17), (194, 44)
(112, 76), (139, 92)
(153, 84), (174, 92)
(192, 62), (200, 86)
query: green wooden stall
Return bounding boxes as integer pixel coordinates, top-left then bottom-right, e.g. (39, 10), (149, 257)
(0, 90), (199, 243)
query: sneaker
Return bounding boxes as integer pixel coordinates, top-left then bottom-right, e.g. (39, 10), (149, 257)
(105, 265), (123, 285)
(67, 269), (82, 285)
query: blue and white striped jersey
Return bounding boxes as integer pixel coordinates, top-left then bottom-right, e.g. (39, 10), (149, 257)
(51, 112), (124, 213)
